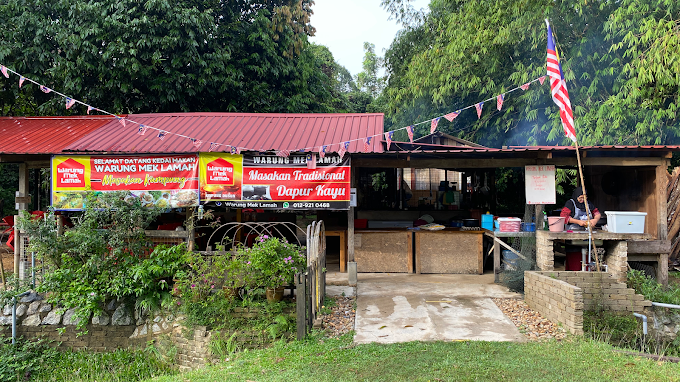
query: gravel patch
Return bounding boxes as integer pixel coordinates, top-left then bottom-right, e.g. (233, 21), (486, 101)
(493, 298), (568, 341)
(320, 296), (355, 338)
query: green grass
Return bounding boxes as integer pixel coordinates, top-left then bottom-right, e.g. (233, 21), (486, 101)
(32, 346), (176, 382)
(147, 334), (680, 382)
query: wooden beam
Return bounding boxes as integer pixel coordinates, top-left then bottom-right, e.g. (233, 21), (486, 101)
(627, 240), (671, 254)
(657, 164), (669, 240)
(354, 156), (667, 169)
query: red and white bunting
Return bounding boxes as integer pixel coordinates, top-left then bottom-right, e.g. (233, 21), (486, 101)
(539, 76), (546, 85)
(0, 65), (8, 78)
(497, 94), (504, 111)
(475, 102), (484, 119)
(407, 125), (414, 143)
(65, 98), (76, 109)
(430, 117), (440, 134)
(444, 111), (460, 122)
(520, 83), (530, 91)
(277, 149), (290, 158)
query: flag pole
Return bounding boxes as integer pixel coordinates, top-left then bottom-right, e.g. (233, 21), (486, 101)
(574, 141), (601, 272)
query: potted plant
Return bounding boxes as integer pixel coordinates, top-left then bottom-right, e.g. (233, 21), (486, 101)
(242, 235), (306, 302)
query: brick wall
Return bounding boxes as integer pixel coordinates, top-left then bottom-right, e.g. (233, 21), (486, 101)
(603, 241), (628, 282)
(535, 234), (554, 271)
(525, 271), (651, 335)
(171, 326), (213, 372)
(0, 324), (143, 351)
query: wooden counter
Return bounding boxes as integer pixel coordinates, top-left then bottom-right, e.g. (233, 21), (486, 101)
(414, 230), (485, 274)
(354, 230), (413, 273)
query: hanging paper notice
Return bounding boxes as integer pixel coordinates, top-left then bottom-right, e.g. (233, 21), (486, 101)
(52, 154), (200, 210)
(525, 165), (556, 205)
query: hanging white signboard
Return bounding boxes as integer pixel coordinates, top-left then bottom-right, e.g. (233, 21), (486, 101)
(525, 165), (556, 204)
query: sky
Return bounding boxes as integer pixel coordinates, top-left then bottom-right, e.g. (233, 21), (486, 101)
(309, 0), (430, 77)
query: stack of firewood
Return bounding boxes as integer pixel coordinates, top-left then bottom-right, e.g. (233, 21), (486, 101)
(667, 167), (680, 268)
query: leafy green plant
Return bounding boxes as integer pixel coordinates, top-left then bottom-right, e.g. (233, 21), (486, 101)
(241, 236), (306, 289)
(0, 336), (58, 382)
(209, 331), (241, 359)
(267, 314), (295, 340)
(18, 191), (166, 328)
(627, 269), (680, 305)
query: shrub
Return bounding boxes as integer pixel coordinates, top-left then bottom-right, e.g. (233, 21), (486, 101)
(0, 336), (58, 382)
(627, 269), (680, 305)
(242, 236), (306, 289)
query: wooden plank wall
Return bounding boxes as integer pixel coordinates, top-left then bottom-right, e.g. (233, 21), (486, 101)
(666, 167), (680, 263)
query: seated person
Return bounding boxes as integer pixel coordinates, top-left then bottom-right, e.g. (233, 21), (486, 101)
(560, 187), (601, 230)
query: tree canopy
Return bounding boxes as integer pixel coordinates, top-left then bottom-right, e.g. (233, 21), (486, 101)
(381, 0), (680, 147)
(0, 0), (340, 115)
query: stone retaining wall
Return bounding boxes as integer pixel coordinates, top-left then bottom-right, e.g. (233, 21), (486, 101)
(525, 271), (651, 334)
(1, 293), (291, 371)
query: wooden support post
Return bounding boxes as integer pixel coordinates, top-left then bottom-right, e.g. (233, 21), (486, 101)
(14, 164), (30, 276)
(494, 239), (501, 283)
(657, 163), (669, 240)
(295, 273), (306, 340)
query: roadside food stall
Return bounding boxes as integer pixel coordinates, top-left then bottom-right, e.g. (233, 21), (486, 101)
(1, 114), (678, 285)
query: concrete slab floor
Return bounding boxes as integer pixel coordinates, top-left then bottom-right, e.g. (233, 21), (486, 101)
(354, 273), (525, 344)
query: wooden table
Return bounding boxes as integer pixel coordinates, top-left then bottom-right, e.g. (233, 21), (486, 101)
(415, 229), (485, 274)
(325, 230), (347, 273)
(354, 229), (413, 273)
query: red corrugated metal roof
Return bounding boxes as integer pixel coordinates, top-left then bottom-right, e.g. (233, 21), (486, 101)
(0, 116), (114, 154)
(383, 145), (680, 154)
(65, 112), (385, 154)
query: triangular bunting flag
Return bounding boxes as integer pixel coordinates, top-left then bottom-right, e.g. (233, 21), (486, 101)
(157, 131), (167, 141)
(65, 98), (76, 109)
(116, 116), (126, 127)
(475, 102), (484, 119)
(318, 145), (327, 159)
(190, 138), (202, 149)
(0, 65), (8, 78)
(520, 83), (530, 91)
(230, 146), (240, 154)
(277, 149), (290, 158)
(364, 137), (372, 153)
(39, 85), (51, 93)
(384, 131), (394, 150)
(497, 94), (504, 111)
(444, 110), (461, 122)
(430, 117), (441, 134)
(19, 76), (25, 88)
(407, 125), (414, 143)
(307, 153), (317, 169)
(539, 76), (546, 85)
(210, 143), (220, 152)
(87, 106), (95, 114)
(338, 141), (349, 158)
(138, 125), (148, 135)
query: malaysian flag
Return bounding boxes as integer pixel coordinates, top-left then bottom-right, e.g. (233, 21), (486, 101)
(210, 142), (220, 152)
(191, 138), (202, 149)
(384, 131), (394, 150)
(158, 130), (167, 140)
(65, 98), (76, 109)
(116, 116), (126, 127)
(138, 125), (148, 135)
(318, 145), (328, 159)
(539, 76), (546, 85)
(430, 117), (441, 134)
(475, 102), (484, 119)
(407, 125), (414, 143)
(497, 94), (504, 111)
(0, 65), (8, 78)
(520, 83), (530, 91)
(364, 137), (372, 152)
(277, 149), (290, 158)
(87, 106), (95, 114)
(338, 141), (349, 158)
(307, 153), (317, 169)
(39, 85), (51, 93)
(444, 110), (461, 122)
(19, 76), (25, 88)
(546, 19), (576, 142)
(230, 146), (240, 154)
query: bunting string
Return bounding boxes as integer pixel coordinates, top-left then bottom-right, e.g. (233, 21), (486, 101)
(0, 63), (545, 154)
